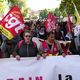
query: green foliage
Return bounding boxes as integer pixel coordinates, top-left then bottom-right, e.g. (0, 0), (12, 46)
(9, 0), (25, 8)
(31, 15), (37, 19)
(0, 0), (29, 18)
(8, 0), (29, 18)
(39, 9), (49, 19)
(59, 0), (80, 16)
(22, 8), (28, 17)
(73, 0), (80, 13)
(0, 2), (5, 16)
(54, 8), (61, 16)
(0, 0), (3, 2)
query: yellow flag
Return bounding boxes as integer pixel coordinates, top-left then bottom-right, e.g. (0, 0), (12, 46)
(73, 12), (80, 26)
(72, 1), (80, 26)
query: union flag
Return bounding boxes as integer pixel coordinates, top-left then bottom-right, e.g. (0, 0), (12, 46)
(45, 12), (57, 32)
(0, 5), (25, 40)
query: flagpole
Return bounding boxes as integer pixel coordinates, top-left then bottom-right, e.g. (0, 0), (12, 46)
(72, 0), (80, 17)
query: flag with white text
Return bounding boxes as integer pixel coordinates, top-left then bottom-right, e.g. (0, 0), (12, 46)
(0, 5), (25, 40)
(45, 12), (57, 32)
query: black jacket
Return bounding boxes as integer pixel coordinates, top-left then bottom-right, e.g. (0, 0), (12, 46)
(14, 40), (38, 57)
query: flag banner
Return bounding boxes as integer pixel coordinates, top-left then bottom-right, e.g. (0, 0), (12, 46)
(67, 15), (71, 33)
(0, 5), (25, 40)
(55, 55), (80, 80)
(72, 1), (80, 26)
(0, 56), (80, 80)
(73, 13), (80, 26)
(45, 12), (57, 32)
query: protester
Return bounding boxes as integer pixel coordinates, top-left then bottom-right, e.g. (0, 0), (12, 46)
(55, 23), (65, 40)
(0, 32), (2, 46)
(37, 26), (47, 40)
(0, 47), (3, 58)
(39, 31), (67, 58)
(0, 34), (22, 58)
(11, 30), (41, 60)
(33, 20), (41, 37)
(1, 40), (14, 58)
(69, 24), (80, 55)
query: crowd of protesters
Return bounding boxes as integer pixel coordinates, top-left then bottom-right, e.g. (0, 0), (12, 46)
(0, 19), (80, 60)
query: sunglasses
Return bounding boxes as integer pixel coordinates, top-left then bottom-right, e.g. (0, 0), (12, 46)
(24, 35), (31, 38)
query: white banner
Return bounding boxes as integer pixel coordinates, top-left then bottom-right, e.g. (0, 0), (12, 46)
(0, 55), (80, 80)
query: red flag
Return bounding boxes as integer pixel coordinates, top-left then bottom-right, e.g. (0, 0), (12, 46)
(67, 15), (71, 33)
(0, 5), (25, 40)
(44, 12), (57, 32)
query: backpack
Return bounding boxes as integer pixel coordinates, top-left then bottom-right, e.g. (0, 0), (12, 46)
(18, 40), (37, 49)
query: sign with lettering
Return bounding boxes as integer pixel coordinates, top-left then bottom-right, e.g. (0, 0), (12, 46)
(0, 56), (80, 80)
(0, 5), (25, 40)
(45, 12), (57, 32)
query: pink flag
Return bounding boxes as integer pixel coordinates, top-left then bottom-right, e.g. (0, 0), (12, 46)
(67, 15), (71, 33)
(45, 12), (57, 32)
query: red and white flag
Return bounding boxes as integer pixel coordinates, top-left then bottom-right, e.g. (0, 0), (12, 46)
(45, 12), (57, 32)
(67, 15), (71, 33)
(0, 5), (25, 40)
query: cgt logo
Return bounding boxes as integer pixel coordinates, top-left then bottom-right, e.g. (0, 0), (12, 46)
(5, 13), (25, 33)
(58, 74), (72, 80)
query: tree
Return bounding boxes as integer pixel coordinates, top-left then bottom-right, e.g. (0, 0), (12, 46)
(39, 9), (48, 19)
(0, 2), (4, 15)
(8, 0), (29, 18)
(59, 0), (80, 16)
(0, 0), (9, 17)
(54, 8), (62, 16)
(9, 0), (25, 8)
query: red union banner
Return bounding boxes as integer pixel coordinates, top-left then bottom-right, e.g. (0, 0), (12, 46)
(45, 12), (57, 32)
(67, 15), (71, 33)
(0, 5), (25, 40)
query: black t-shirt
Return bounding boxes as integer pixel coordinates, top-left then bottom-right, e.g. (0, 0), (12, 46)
(48, 44), (52, 50)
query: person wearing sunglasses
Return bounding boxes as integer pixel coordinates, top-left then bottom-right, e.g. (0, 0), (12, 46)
(11, 30), (41, 60)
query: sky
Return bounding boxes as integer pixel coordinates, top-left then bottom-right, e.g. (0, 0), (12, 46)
(27, 0), (62, 11)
